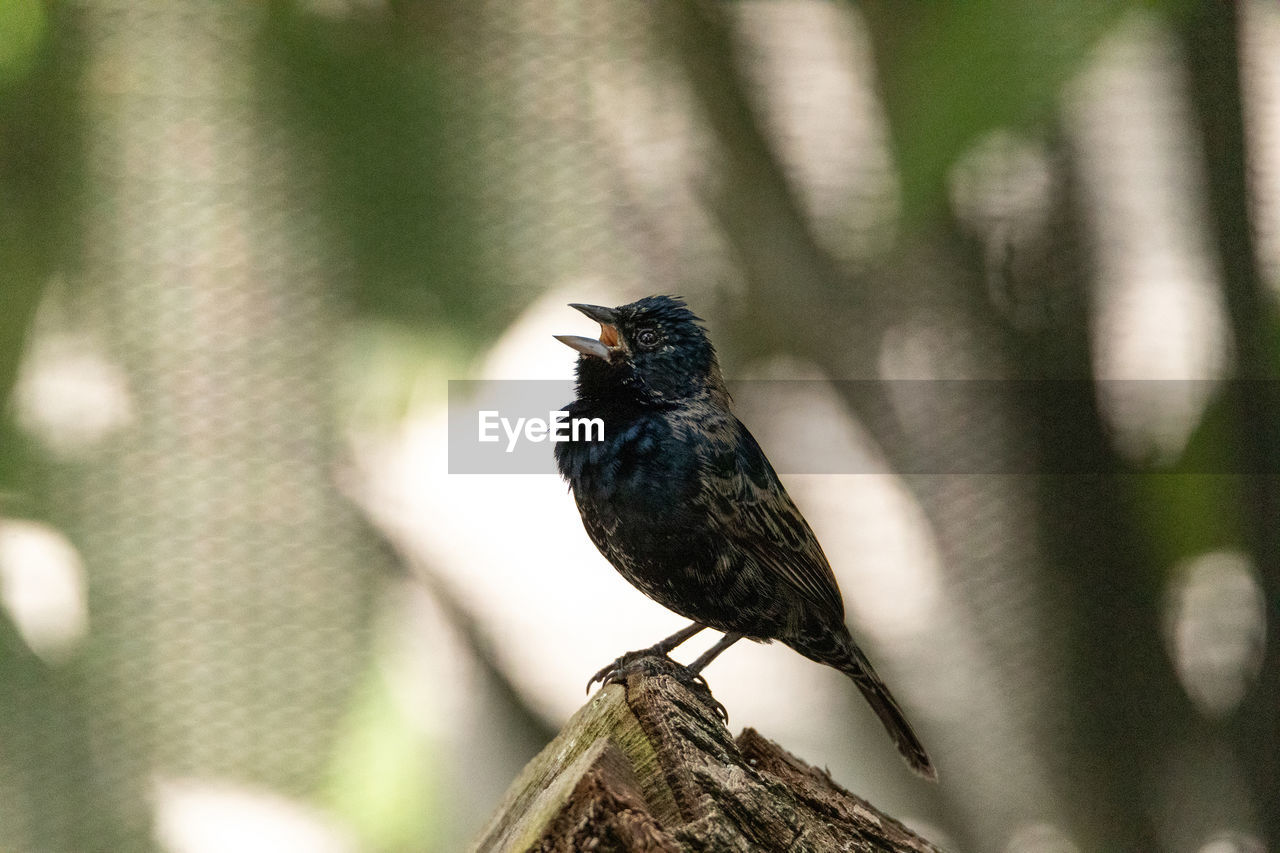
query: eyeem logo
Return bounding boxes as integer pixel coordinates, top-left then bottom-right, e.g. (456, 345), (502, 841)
(478, 410), (603, 453)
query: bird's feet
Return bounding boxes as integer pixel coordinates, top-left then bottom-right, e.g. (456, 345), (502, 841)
(586, 648), (670, 692)
(586, 650), (728, 724)
(679, 667), (729, 724)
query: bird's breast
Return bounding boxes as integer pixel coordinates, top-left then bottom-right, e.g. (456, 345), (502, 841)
(557, 409), (709, 559)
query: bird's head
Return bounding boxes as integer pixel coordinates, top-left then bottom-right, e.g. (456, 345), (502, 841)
(555, 295), (725, 404)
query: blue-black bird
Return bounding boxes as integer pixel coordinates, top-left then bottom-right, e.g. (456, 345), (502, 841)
(553, 295), (936, 779)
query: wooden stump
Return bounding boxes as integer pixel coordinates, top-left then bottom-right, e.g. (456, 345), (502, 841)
(471, 656), (942, 852)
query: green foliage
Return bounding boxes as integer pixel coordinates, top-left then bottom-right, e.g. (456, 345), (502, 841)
(337, 318), (470, 429)
(325, 666), (444, 852)
(0, 0), (45, 88)
(860, 0), (1138, 224)
(0, 4), (82, 499)
(265, 6), (515, 356)
(1131, 377), (1280, 572)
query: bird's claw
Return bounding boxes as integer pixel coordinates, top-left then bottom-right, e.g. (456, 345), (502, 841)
(586, 649), (668, 694)
(585, 650), (729, 724)
(585, 660), (620, 694)
(677, 668), (729, 724)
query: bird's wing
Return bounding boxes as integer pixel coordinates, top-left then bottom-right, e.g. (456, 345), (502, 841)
(693, 413), (845, 620)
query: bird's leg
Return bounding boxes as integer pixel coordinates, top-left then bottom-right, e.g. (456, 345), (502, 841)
(667, 632), (742, 724)
(586, 622), (705, 692)
(587, 626), (738, 724)
(685, 632), (744, 675)
(651, 621), (708, 655)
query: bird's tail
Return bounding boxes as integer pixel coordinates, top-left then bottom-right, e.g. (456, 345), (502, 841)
(795, 630), (937, 781)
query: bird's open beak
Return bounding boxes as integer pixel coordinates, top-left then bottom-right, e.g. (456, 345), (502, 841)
(555, 303), (620, 361)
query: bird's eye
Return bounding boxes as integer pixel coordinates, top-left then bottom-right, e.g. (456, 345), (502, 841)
(635, 328), (660, 349)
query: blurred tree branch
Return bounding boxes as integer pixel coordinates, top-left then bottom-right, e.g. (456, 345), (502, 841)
(0, 9), (131, 851)
(1181, 2), (1280, 843)
(472, 656), (941, 853)
(655, 0), (909, 451)
(661, 0), (853, 326)
(364, 523), (558, 752)
(1008, 144), (1182, 848)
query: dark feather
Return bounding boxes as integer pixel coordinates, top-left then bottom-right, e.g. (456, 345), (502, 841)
(691, 413), (845, 622)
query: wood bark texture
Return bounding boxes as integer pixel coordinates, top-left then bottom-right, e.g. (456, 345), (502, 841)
(471, 656), (941, 853)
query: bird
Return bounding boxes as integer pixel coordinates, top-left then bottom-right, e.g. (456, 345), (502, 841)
(552, 295), (936, 780)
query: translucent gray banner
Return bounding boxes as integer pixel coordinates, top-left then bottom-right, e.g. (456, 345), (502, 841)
(446, 379), (1279, 474)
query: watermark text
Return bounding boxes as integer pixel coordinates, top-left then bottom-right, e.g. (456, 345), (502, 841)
(478, 410), (604, 452)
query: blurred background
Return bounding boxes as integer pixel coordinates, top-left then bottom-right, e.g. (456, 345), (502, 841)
(1, 1), (1278, 851)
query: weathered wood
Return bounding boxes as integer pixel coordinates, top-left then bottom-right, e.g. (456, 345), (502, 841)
(471, 656), (941, 853)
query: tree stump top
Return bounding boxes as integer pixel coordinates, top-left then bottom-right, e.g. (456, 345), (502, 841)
(471, 657), (942, 853)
